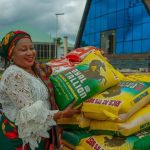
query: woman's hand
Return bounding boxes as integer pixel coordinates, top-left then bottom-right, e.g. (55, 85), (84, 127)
(53, 100), (81, 121)
(62, 100), (80, 118)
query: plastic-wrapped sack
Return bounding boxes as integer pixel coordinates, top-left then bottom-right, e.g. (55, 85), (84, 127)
(50, 52), (124, 110)
(82, 80), (150, 121)
(90, 105), (150, 136)
(47, 58), (73, 74)
(65, 46), (99, 62)
(57, 113), (90, 130)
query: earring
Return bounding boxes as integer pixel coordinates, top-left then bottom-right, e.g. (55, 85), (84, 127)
(10, 58), (14, 64)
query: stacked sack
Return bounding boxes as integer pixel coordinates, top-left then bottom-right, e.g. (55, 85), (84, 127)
(49, 46), (150, 150)
(50, 47), (123, 110)
(47, 46), (97, 75)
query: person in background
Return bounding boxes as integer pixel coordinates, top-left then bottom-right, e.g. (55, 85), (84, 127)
(0, 30), (80, 150)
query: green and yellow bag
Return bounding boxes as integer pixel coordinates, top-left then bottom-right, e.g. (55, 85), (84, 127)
(50, 52), (123, 110)
(62, 129), (150, 150)
(62, 132), (138, 150)
(76, 135), (137, 150)
(62, 130), (92, 149)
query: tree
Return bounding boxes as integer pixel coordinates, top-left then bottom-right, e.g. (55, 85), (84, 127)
(53, 37), (63, 47)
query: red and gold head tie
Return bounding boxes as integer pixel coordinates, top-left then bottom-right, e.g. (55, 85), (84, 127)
(0, 30), (31, 61)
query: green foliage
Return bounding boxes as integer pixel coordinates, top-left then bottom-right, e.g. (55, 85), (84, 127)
(53, 37), (63, 46)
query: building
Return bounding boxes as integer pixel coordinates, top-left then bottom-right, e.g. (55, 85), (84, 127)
(33, 42), (55, 60)
(0, 22), (74, 63)
(75, 0), (150, 70)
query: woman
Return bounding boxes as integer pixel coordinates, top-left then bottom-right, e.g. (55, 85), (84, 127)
(0, 30), (80, 150)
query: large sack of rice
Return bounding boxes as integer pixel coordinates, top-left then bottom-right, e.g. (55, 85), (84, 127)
(50, 52), (124, 110)
(90, 105), (150, 136)
(65, 46), (99, 62)
(62, 130), (150, 150)
(126, 73), (150, 83)
(47, 58), (73, 74)
(76, 135), (137, 150)
(133, 133), (150, 150)
(62, 130), (92, 150)
(82, 80), (150, 121)
(62, 131), (137, 150)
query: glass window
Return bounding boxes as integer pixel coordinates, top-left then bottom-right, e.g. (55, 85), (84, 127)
(86, 22), (91, 35)
(142, 39), (150, 52)
(84, 21), (90, 35)
(95, 2), (101, 17)
(133, 5), (142, 24)
(95, 18), (101, 32)
(108, 13), (116, 29)
(124, 9), (129, 27)
(95, 44), (100, 48)
(124, 41), (133, 54)
(89, 34), (95, 46)
(108, 0), (116, 13)
(117, 0), (125, 11)
(80, 0), (150, 55)
(81, 37), (88, 47)
(100, 1), (107, 15)
(116, 42), (124, 54)
(128, 7), (134, 25)
(101, 15), (108, 30)
(95, 33), (100, 45)
(90, 19), (95, 33)
(88, 3), (94, 20)
(85, 35), (90, 46)
(124, 26), (133, 41)
(117, 10), (124, 27)
(133, 24), (142, 40)
(142, 23), (150, 39)
(133, 40), (141, 53)
(90, 4), (95, 19)
(116, 28), (124, 42)
(142, 5), (150, 23)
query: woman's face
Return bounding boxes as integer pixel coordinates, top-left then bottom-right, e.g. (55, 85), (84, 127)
(12, 38), (36, 69)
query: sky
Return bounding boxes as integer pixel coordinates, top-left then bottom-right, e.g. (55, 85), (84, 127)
(0, 0), (86, 44)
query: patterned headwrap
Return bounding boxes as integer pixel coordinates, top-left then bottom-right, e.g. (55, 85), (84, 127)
(0, 30), (31, 61)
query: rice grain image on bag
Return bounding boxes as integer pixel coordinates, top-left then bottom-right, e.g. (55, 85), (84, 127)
(50, 52), (124, 110)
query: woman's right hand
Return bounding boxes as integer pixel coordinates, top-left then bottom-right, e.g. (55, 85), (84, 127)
(53, 100), (81, 121)
(62, 100), (81, 118)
